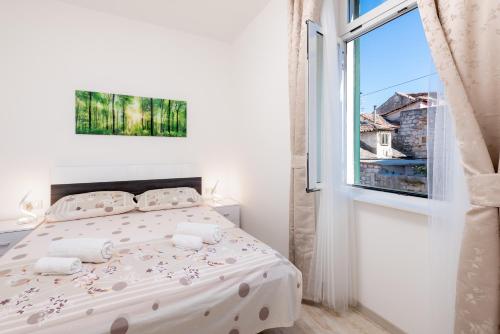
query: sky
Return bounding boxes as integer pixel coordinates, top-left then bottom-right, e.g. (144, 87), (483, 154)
(355, 6), (437, 113)
(352, 0), (386, 18)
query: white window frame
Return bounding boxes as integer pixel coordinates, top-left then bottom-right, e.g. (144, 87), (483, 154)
(339, 0), (417, 41)
(341, 0), (429, 200)
(306, 19), (324, 192)
(380, 132), (389, 146)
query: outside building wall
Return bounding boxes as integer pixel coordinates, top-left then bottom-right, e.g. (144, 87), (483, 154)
(359, 161), (427, 194)
(360, 130), (394, 159)
(392, 108), (427, 159)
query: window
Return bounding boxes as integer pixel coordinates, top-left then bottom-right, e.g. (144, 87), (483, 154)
(349, 0), (387, 22)
(306, 20), (324, 192)
(344, 2), (435, 197)
(380, 132), (389, 146)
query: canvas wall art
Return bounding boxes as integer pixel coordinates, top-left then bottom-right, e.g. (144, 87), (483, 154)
(75, 90), (187, 137)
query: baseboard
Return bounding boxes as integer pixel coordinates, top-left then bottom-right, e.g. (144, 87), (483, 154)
(301, 298), (317, 306)
(301, 299), (338, 312)
(354, 303), (406, 334)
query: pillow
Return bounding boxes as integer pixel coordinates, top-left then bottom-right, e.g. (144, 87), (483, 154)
(136, 187), (202, 212)
(46, 191), (136, 222)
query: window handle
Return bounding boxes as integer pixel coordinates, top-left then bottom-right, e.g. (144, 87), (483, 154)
(350, 25), (362, 33)
(0, 241), (11, 247)
(397, 6), (408, 14)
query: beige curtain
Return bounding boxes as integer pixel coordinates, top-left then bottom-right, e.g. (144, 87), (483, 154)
(418, 1), (500, 332)
(288, 0), (322, 299)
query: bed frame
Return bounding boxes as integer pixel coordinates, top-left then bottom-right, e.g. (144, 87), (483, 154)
(50, 177), (202, 205)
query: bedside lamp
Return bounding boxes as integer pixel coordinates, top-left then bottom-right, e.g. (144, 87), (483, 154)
(17, 191), (43, 225)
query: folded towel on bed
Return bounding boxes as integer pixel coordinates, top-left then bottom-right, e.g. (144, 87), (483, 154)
(176, 222), (221, 244)
(48, 238), (114, 263)
(172, 234), (203, 251)
(34, 257), (82, 275)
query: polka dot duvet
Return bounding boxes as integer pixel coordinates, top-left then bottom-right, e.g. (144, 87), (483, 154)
(0, 206), (302, 334)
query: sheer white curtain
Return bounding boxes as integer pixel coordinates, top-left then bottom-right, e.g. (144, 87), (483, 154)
(427, 79), (468, 333)
(308, 0), (354, 311)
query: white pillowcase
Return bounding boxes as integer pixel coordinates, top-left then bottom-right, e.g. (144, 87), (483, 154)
(46, 191), (136, 222)
(136, 187), (202, 212)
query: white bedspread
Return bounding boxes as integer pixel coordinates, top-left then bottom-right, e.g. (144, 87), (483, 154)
(0, 206), (302, 334)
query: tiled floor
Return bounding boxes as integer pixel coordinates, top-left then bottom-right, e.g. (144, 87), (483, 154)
(262, 304), (391, 334)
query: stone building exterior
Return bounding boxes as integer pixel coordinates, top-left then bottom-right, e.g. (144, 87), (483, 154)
(359, 160), (427, 194)
(376, 92), (431, 120)
(359, 92), (435, 195)
(377, 92), (432, 159)
(392, 108), (427, 159)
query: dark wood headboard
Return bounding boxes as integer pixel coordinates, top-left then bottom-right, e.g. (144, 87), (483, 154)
(50, 177), (202, 204)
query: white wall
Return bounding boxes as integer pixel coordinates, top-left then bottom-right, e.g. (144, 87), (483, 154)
(0, 0), (290, 256)
(0, 0), (238, 219)
(354, 202), (429, 334)
(230, 0), (290, 256)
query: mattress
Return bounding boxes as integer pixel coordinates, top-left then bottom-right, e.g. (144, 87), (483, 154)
(0, 206), (302, 334)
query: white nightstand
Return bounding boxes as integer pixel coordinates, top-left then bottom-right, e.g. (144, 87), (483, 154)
(205, 198), (240, 227)
(0, 218), (43, 256)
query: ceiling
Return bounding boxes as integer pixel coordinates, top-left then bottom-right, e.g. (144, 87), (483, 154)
(58, 0), (271, 43)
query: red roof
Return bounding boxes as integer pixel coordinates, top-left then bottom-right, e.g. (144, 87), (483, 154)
(360, 113), (399, 133)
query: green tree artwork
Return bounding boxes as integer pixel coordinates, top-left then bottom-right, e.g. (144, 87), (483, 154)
(75, 90), (187, 137)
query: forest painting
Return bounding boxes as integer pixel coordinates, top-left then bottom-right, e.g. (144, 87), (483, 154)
(75, 90), (187, 137)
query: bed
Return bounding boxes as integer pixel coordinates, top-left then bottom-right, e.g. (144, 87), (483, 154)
(0, 177), (302, 334)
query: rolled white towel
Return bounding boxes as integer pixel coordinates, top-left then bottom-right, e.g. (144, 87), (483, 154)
(34, 257), (82, 275)
(48, 238), (114, 263)
(172, 234), (203, 251)
(176, 222), (221, 244)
